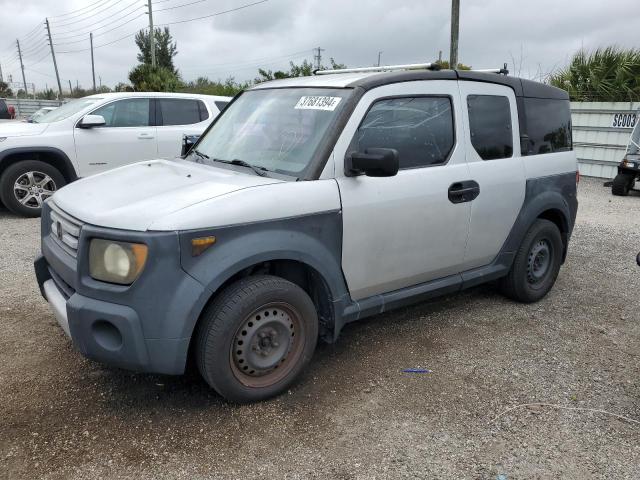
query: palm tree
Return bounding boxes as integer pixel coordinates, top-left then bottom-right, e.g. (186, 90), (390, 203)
(549, 47), (640, 102)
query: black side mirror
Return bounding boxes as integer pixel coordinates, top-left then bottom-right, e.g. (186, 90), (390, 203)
(520, 134), (530, 155)
(345, 148), (399, 177)
(181, 134), (201, 157)
(636, 251), (640, 267)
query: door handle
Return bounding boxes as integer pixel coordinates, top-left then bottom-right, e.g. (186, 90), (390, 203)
(448, 180), (480, 204)
(138, 133), (154, 139)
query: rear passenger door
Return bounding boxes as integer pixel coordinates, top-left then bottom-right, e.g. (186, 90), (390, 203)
(457, 82), (526, 270)
(335, 81), (472, 301)
(155, 98), (213, 158)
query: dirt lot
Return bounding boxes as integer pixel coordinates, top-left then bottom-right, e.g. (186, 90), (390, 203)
(1, 177), (639, 479)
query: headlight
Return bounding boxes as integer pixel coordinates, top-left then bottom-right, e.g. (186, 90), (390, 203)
(89, 239), (148, 285)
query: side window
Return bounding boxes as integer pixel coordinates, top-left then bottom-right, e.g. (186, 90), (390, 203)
(352, 96), (455, 169)
(92, 99), (150, 127)
(523, 98), (572, 155)
(159, 99), (203, 126)
(467, 95), (513, 160)
(215, 100), (229, 112)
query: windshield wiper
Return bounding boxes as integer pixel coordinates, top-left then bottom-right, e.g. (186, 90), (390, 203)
(191, 149), (210, 163)
(212, 158), (269, 177)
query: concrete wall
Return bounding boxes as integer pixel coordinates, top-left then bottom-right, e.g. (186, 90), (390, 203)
(572, 102), (639, 179)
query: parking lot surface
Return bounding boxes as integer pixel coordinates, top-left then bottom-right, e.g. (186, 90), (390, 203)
(0, 177), (639, 479)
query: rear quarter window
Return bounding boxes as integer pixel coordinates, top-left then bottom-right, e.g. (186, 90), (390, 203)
(214, 100), (229, 112)
(523, 98), (572, 155)
(159, 98), (206, 126)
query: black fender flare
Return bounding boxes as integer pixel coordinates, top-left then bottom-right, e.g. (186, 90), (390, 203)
(0, 146), (78, 181)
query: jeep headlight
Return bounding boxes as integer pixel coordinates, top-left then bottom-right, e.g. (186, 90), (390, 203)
(89, 239), (148, 285)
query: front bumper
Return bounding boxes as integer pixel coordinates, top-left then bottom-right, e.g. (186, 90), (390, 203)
(35, 209), (209, 375)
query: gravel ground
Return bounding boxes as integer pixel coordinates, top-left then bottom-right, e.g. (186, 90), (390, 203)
(0, 177), (639, 479)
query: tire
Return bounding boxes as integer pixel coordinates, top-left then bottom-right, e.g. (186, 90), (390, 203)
(195, 275), (318, 403)
(612, 173), (634, 196)
(0, 160), (66, 217)
(499, 219), (563, 303)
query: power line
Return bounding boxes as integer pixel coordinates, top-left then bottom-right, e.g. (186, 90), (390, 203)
(50, 0), (116, 20)
(154, 0), (212, 13)
(51, 0), (130, 28)
(50, 0), (142, 35)
(155, 0), (269, 27)
(57, 29), (145, 53)
(53, 14), (146, 45)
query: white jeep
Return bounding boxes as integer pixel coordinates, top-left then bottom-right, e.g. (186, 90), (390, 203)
(0, 92), (230, 216)
(35, 64), (578, 403)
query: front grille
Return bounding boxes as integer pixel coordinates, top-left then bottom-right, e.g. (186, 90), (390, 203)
(49, 202), (83, 258)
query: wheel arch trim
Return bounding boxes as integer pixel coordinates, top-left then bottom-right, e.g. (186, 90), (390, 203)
(0, 147), (78, 182)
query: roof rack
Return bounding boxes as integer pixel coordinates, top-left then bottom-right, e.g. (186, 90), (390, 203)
(314, 62), (510, 76)
(314, 63), (439, 75)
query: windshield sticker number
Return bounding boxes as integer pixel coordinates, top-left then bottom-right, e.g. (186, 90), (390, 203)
(295, 96), (342, 111)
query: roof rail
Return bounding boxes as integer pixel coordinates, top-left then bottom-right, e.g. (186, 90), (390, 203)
(472, 63), (509, 75)
(314, 63), (440, 75)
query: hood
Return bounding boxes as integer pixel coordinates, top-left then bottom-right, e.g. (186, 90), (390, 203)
(52, 159), (282, 231)
(0, 121), (49, 137)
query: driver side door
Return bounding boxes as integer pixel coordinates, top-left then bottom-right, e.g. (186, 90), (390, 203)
(73, 98), (157, 177)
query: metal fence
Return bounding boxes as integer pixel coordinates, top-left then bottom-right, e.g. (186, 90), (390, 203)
(6, 99), (64, 119)
(572, 101), (639, 179)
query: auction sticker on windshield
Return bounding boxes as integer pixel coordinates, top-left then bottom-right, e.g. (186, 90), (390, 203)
(295, 96), (342, 111)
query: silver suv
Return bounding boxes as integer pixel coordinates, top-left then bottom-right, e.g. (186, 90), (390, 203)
(35, 64), (578, 403)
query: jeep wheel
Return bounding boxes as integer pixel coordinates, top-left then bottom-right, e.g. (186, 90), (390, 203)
(612, 173), (634, 196)
(499, 219), (563, 303)
(0, 160), (66, 217)
(196, 275), (318, 403)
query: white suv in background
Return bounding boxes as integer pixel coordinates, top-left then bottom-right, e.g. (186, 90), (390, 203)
(0, 92), (230, 216)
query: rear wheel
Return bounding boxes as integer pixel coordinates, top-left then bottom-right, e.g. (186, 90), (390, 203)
(612, 173), (634, 196)
(196, 275), (318, 403)
(499, 219), (563, 303)
(0, 160), (66, 217)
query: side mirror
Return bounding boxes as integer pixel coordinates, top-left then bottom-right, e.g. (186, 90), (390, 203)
(181, 134), (201, 157)
(637, 252), (640, 267)
(78, 114), (106, 128)
(345, 148), (399, 177)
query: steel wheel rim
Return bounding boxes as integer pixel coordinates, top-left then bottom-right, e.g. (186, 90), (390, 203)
(230, 302), (305, 388)
(527, 239), (552, 285)
(13, 171), (56, 209)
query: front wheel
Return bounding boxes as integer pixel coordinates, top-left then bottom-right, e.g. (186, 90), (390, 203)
(499, 219), (563, 303)
(0, 160), (66, 217)
(195, 275), (318, 403)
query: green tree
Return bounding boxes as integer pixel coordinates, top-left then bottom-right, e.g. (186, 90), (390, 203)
(549, 47), (640, 101)
(36, 88), (57, 100)
(135, 27), (178, 74)
(433, 60), (472, 70)
(129, 64), (180, 92)
(179, 76), (248, 96)
(254, 58), (347, 83)
(0, 81), (13, 97)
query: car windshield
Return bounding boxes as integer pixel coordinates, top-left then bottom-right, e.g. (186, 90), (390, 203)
(628, 120), (640, 155)
(192, 88), (353, 177)
(33, 98), (102, 123)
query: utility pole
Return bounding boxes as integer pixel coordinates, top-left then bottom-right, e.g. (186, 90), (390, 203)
(68, 79), (73, 96)
(45, 18), (63, 98)
(377, 51), (383, 67)
(449, 0), (460, 69)
(90, 33), (96, 93)
(16, 40), (28, 94)
(0, 62), (3, 83)
(147, 0), (156, 67)
(313, 47), (324, 71)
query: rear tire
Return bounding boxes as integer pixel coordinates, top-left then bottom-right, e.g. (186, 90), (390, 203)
(499, 219), (563, 303)
(0, 160), (66, 217)
(612, 173), (634, 196)
(195, 275), (318, 403)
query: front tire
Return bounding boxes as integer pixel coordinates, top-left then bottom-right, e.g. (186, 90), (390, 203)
(196, 275), (318, 403)
(612, 173), (634, 196)
(499, 219), (563, 303)
(0, 160), (66, 217)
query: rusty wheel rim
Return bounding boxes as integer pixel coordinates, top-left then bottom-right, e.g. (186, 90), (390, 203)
(230, 302), (305, 388)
